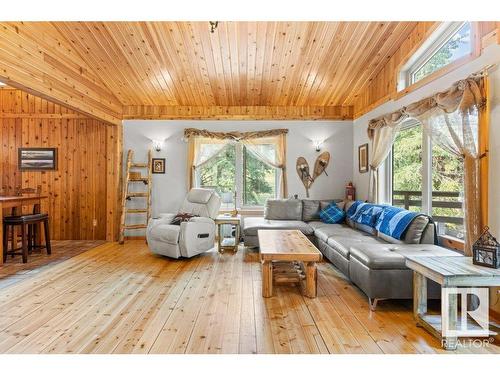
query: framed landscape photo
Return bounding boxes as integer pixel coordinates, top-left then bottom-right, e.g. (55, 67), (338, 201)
(18, 148), (57, 171)
(152, 158), (166, 174)
(358, 143), (369, 173)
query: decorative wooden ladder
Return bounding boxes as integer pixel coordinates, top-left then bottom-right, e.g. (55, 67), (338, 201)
(119, 150), (152, 244)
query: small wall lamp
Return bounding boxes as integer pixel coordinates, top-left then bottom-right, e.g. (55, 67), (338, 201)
(312, 139), (323, 152)
(152, 140), (163, 152)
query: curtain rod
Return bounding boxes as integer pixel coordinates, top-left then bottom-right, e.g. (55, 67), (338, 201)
(477, 63), (497, 75)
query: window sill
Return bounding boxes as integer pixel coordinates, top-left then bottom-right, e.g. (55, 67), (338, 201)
(438, 234), (465, 252)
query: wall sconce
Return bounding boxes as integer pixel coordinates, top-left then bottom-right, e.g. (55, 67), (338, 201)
(152, 140), (163, 152)
(312, 139), (323, 152)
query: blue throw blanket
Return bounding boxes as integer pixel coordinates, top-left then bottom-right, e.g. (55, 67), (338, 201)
(375, 206), (420, 240)
(347, 201), (385, 227)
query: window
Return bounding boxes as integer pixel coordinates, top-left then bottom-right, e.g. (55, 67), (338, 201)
(243, 146), (277, 206)
(197, 144), (236, 196)
(391, 120), (467, 240)
(197, 143), (278, 208)
(399, 22), (473, 89)
(392, 124), (423, 212)
(431, 142), (464, 239)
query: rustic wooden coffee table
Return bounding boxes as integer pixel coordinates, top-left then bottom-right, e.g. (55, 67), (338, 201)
(258, 229), (322, 298)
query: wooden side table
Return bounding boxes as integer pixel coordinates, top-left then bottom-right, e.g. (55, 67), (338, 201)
(215, 215), (241, 253)
(406, 256), (500, 350)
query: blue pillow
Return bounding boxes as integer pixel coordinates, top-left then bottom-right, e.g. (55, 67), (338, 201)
(319, 203), (345, 224)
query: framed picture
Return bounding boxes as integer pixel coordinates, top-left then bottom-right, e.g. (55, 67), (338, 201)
(18, 148), (57, 171)
(152, 158), (166, 174)
(358, 143), (369, 173)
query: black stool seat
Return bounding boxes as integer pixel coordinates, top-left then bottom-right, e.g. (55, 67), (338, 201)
(4, 213), (49, 224)
(3, 212), (51, 263)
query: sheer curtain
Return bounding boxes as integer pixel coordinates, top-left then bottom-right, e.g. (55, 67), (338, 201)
(367, 73), (487, 253)
(419, 107), (481, 255)
(185, 128), (289, 198)
(241, 134), (288, 198)
(186, 136), (228, 190)
(368, 123), (401, 203)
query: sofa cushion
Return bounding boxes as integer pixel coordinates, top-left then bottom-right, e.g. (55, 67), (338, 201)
(149, 224), (180, 244)
(314, 223), (361, 243)
(264, 199), (302, 221)
(349, 243), (462, 270)
(307, 221), (327, 230)
(327, 234), (387, 258)
(243, 217), (314, 236)
(344, 200), (356, 228)
(302, 200), (321, 222)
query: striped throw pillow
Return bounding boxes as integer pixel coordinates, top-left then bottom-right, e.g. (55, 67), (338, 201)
(319, 203), (346, 224)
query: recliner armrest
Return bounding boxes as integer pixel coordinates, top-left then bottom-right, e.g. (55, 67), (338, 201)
(188, 216), (215, 225)
(147, 213), (176, 228)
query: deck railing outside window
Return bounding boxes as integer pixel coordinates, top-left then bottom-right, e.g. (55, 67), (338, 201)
(392, 190), (464, 239)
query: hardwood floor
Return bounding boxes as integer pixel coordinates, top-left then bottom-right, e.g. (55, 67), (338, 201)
(0, 240), (497, 354)
(0, 240), (106, 289)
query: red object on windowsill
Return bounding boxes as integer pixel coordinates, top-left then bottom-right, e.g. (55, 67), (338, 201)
(346, 182), (355, 201)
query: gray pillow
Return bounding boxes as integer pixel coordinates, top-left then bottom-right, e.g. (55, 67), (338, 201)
(264, 199), (303, 221)
(344, 200), (356, 228)
(302, 200), (321, 222)
(376, 215), (430, 244)
(403, 215), (430, 244)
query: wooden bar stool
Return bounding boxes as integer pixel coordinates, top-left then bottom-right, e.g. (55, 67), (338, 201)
(7, 185), (44, 254)
(2, 213), (51, 263)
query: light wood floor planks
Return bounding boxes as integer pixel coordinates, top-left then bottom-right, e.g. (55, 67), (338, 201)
(0, 240), (498, 354)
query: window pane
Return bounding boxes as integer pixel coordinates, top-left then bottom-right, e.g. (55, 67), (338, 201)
(197, 144), (236, 196)
(412, 23), (471, 84)
(243, 146), (277, 206)
(392, 125), (423, 212)
(431, 143), (465, 239)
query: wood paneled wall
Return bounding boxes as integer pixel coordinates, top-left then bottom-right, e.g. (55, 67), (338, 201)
(0, 88), (121, 240)
(352, 22), (500, 118)
(123, 105), (354, 120)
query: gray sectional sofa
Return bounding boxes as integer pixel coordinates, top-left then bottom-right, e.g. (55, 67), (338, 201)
(243, 199), (462, 310)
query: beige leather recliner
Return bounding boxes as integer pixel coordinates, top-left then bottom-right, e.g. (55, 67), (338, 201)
(146, 188), (221, 259)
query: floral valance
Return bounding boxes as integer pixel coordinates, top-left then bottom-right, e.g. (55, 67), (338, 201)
(184, 128), (288, 141)
(367, 73), (487, 139)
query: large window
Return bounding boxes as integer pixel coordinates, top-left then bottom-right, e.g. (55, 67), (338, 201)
(197, 144), (236, 195)
(197, 143), (278, 208)
(392, 125), (423, 212)
(243, 146), (277, 206)
(391, 120), (466, 240)
(399, 22), (473, 89)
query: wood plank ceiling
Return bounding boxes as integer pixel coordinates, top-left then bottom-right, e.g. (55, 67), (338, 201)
(53, 22), (418, 113)
(1, 22), (421, 120)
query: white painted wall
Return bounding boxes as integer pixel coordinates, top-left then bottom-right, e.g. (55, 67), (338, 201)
(352, 44), (500, 312)
(123, 120), (353, 217)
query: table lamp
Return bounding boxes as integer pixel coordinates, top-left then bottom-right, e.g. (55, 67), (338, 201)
(221, 191), (237, 217)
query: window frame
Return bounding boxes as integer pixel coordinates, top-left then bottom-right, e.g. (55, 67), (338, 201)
(389, 119), (465, 250)
(406, 22), (471, 86)
(397, 22), (479, 96)
(196, 142), (279, 210)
